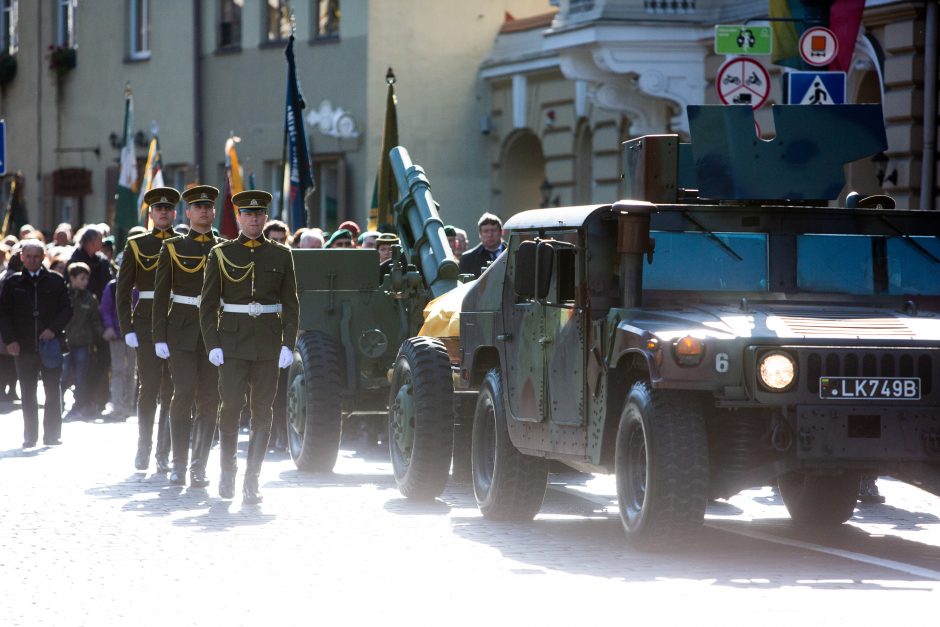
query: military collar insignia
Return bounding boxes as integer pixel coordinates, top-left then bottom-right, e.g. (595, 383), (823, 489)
(154, 229), (172, 240)
(243, 238), (262, 249)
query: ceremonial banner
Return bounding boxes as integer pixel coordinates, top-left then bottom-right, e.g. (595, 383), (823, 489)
(114, 87), (139, 249)
(137, 134), (164, 227)
(372, 68), (399, 231)
(219, 136), (243, 240)
(283, 34), (314, 230)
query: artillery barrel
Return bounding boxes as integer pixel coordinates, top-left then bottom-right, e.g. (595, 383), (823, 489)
(389, 146), (460, 299)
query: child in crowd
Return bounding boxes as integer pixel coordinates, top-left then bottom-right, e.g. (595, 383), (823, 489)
(62, 262), (103, 420)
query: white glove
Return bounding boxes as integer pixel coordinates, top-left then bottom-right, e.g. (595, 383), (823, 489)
(124, 332), (139, 349)
(208, 348), (224, 367)
(155, 342), (170, 360)
(278, 346), (293, 369)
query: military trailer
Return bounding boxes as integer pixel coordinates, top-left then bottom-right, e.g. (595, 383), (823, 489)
(393, 104), (940, 548)
(285, 147), (459, 473)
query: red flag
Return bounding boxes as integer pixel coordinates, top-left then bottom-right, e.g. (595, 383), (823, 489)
(829, 0), (865, 72)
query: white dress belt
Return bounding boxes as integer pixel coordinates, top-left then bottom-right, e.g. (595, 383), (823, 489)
(138, 290), (155, 299)
(171, 293), (201, 307)
(221, 302), (282, 317)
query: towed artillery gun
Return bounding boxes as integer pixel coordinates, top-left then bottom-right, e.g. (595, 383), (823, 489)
(392, 104), (940, 549)
(285, 147), (459, 472)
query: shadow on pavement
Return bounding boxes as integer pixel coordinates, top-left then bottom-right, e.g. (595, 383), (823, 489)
(419, 481), (939, 591)
(0, 446), (51, 460)
(172, 499), (277, 532)
(274, 468), (397, 490)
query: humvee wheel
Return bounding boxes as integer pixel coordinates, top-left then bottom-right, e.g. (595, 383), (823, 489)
(778, 471), (859, 526)
(389, 337), (455, 499)
(286, 332), (343, 472)
(471, 370), (548, 521)
(615, 381), (708, 549)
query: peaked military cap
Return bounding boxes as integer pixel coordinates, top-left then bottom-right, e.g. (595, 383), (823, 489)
(144, 187), (181, 208)
(233, 190), (273, 213)
(376, 233), (400, 245)
(182, 185), (220, 206)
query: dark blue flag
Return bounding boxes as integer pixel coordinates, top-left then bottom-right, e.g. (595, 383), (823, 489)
(284, 35), (314, 230)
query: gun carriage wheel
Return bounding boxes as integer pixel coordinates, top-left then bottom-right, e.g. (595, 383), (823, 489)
(287, 331), (344, 472)
(388, 337), (456, 499)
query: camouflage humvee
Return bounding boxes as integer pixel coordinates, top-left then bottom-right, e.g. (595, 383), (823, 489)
(397, 105), (940, 549)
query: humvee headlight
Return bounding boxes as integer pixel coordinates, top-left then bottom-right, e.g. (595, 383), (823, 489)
(673, 336), (705, 367)
(758, 351), (796, 391)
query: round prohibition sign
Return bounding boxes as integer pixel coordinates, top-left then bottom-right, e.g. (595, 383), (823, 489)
(716, 57), (770, 110)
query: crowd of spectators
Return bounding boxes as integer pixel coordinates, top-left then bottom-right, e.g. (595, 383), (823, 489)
(0, 216), (469, 449)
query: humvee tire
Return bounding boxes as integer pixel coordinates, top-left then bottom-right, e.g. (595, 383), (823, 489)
(286, 331), (343, 472)
(471, 370), (548, 520)
(389, 337), (455, 499)
(778, 471), (859, 526)
(616, 381), (708, 549)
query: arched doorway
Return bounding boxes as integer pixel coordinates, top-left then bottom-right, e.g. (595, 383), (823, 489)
(500, 130), (545, 214)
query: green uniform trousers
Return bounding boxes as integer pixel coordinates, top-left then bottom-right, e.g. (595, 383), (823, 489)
(168, 344), (220, 472)
(217, 357), (279, 470)
(136, 339), (171, 457)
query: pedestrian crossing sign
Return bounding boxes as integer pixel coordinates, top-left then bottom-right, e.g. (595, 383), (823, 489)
(787, 71), (846, 105)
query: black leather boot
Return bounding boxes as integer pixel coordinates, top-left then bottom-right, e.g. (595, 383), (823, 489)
(218, 431), (237, 499)
(243, 429), (270, 505)
(155, 402), (172, 473)
(169, 418), (191, 486)
(189, 419), (215, 488)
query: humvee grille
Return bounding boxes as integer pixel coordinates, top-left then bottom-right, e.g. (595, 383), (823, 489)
(775, 311), (914, 338)
(804, 350), (934, 396)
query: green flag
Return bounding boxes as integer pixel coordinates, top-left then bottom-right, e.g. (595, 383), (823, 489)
(372, 68), (399, 231)
(114, 87), (138, 249)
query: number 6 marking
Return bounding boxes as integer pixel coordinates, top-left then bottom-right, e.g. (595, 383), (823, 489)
(715, 353), (729, 373)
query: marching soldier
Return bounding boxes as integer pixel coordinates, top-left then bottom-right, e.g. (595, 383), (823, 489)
(199, 190), (298, 503)
(117, 187), (178, 472)
(152, 185), (226, 487)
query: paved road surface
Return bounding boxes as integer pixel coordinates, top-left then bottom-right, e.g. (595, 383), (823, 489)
(1, 401), (938, 626)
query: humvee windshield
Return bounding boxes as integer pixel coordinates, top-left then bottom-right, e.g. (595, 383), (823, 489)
(645, 231), (940, 296)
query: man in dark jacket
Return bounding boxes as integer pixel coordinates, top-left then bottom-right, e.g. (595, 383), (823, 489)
(458, 213), (506, 278)
(68, 226), (112, 300)
(0, 240), (72, 447)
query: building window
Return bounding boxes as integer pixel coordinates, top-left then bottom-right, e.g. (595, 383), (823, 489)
(263, 0), (291, 44)
(1, 0), (18, 55)
(129, 0), (149, 60)
(218, 0), (242, 50)
(313, 0), (339, 41)
(56, 0), (76, 48)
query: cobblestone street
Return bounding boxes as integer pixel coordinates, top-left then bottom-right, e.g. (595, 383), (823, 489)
(2, 400), (939, 626)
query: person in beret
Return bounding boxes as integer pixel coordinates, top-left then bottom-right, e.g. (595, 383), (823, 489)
(117, 186), (180, 473)
(338, 220), (361, 241)
(199, 190), (299, 504)
(152, 185), (226, 487)
(325, 229), (354, 249)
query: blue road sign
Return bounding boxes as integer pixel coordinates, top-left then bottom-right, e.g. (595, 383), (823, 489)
(0, 120), (5, 176)
(787, 71), (846, 105)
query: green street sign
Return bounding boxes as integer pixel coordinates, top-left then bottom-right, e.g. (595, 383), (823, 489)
(715, 25), (773, 55)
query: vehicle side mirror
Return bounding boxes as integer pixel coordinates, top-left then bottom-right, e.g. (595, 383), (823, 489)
(514, 240), (554, 300)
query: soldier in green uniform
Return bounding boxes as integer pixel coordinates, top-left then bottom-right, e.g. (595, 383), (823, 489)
(199, 190), (299, 503)
(152, 185), (226, 487)
(117, 187), (178, 472)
